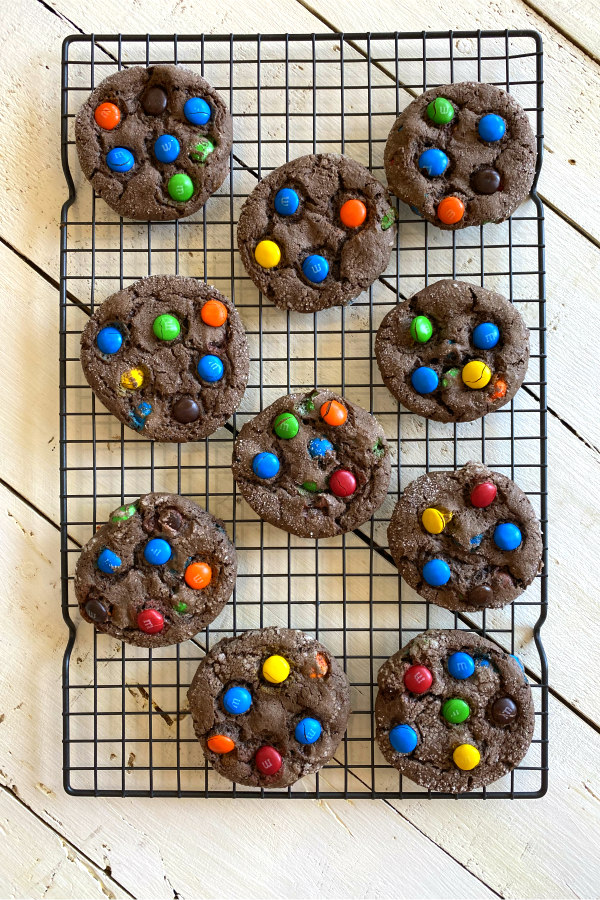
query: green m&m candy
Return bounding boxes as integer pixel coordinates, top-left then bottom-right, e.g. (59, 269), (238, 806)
(190, 138), (215, 163)
(410, 315), (433, 343)
(442, 367), (460, 388)
(442, 698), (470, 724)
(111, 503), (137, 523)
(427, 97), (455, 125)
(173, 600), (188, 613)
(273, 411), (299, 439)
(153, 314), (180, 341)
(302, 481), (319, 492)
(168, 173), (194, 202)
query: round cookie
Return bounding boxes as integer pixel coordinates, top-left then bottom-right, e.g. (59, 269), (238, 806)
(75, 65), (232, 220)
(74, 493), (237, 648)
(187, 627), (351, 788)
(80, 275), (249, 442)
(376, 630), (535, 793)
(236, 153), (397, 313)
(387, 461), (543, 611)
(231, 389), (391, 538)
(384, 81), (537, 229)
(375, 279), (529, 423)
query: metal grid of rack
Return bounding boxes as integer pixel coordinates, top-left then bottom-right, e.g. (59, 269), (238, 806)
(60, 30), (548, 798)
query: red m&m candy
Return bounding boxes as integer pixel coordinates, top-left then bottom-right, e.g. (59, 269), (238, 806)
(94, 102), (121, 130)
(255, 745), (282, 776)
(470, 481), (497, 508)
(137, 609), (164, 634)
(329, 469), (357, 498)
(404, 664), (433, 694)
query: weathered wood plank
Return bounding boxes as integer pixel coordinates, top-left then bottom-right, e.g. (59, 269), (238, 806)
(525, 0), (600, 62)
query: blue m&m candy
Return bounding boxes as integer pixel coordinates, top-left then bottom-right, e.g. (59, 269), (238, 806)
(223, 686), (252, 715)
(96, 326), (122, 355)
(411, 366), (439, 394)
(447, 652), (475, 680)
(302, 254), (329, 284)
(494, 522), (522, 551)
(97, 548), (121, 573)
(253, 452), (280, 479)
(473, 322), (500, 350)
(154, 134), (180, 163)
(308, 437), (333, 458)
(197, 355), (224, 382)
(423, 558), (451, 587)
(418, 148), (449, 177)
(106, 148), (134, 172)
(144, 538), (172, 565)
(184, 97), (211, 125)
(295, 717), (322, 745)
(478, 114), (506, 143)
(274, 188), (299, 216)
(389, 724), (418, 754)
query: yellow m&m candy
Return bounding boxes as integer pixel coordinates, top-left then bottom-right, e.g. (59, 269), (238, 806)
(422, 507), (453, 535)
(255, 240), (281, 269)
(453, 743), (481, 771)
(120, 368), (145, 390)
(462, 360), (492, 390)
(262, 654), (290, 684)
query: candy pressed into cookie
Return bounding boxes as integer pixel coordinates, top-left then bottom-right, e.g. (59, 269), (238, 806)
(387, 462), (543, 612)
(80, 275), (249, 442)
(375, 630), (535, 793)
(75, 65), (232, 220)
(232, 389), (391, 538)
(237, 153), (397, 312)
(375, 279), (529, 423)
(384, 81), (537, 229)
(75, 493), (237, 648)
(188, 627), (351, 788)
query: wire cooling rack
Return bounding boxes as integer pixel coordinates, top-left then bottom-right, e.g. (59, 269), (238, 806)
(60, 31), (548, 799)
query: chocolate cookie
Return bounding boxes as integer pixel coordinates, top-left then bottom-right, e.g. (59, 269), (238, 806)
(232, 390), (391, 538)
(74, 493), (236, 648)
(376, 630), (535, 793)
(80, 275), (249, 442)
(75, 65), (232, 220)
(236, 153), (397, 312)
(384, 82), (537, 229)
(387, 462), (543, 612)
(187, 627), (351, 788)
(375, 280), (529, 423)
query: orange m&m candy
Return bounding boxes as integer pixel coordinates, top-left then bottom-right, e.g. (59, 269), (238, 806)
(320, 399), (348, 427)
(437, 196), (465, 225)
(489, 378), (507, 401)
(201, 299), (228, 327)
(94, 102), (121, 130)
(207, 734), (235, 754)
(340, 199), (367, 228)
(310, 652), (329, 678)
(184, 561), (212, 590)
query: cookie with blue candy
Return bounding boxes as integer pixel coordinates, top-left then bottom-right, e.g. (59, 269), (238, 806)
(375, 630), (535, 793)
(231, 389), (391, 538)
(74, 492), (237, 648)
(236, 153), (397, 312)
(384, 81), (536, 229)
(387, 461), (543, 612)
(187, 627), (350, 788)
(75, 64), (232, 220)
(375, 279), (529, 423)
(80, 275), (249, 442)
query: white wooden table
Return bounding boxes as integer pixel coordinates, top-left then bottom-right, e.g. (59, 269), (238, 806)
(1, 1), (600, 897)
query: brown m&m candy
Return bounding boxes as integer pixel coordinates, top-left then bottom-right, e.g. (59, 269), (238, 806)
(141, 85), (168, 116)
(84, 598), (109, 623)
(471, 167), (501, 195)
(467, 585), (494, 606)
(491, 697), (518, 725)
(172, 397), (200, 424)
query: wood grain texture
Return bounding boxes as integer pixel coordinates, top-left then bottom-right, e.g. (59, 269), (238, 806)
(525, 0), (600, 61)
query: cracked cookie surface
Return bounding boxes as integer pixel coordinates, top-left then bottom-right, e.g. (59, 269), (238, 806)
(80, 275), (249, 442)
(237, 153), (397, 312)
(75, 65), (232, 220)
(74, 493), (237, 648)
(384, 81), (537, 229)
(375, 279), (529, 423)
(387, 462), (543, 611)
(188, 627), (351, 788)
(376, 630), (535, 793)
(232, 389), (391, 538)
